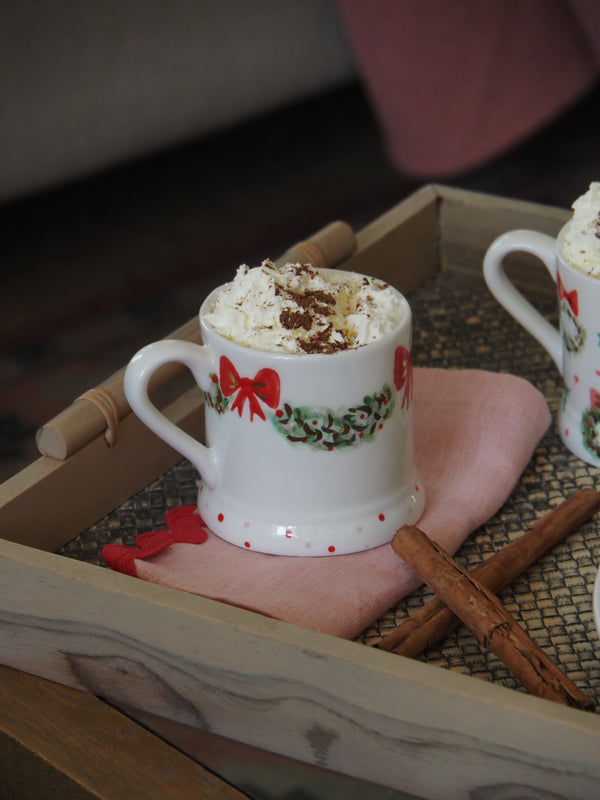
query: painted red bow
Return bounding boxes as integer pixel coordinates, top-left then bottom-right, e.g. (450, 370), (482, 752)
(558, 274), (579, 316)
(394, 346), (413, 409)
(219, 356), (280, 420)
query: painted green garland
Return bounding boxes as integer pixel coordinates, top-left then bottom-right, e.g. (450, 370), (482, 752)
(561, 299), (586, 354)
(204, 378), (231, 414)
(205, 374), (395, 451)
(581, 405), (600, 460)
(272, 384), (395, 450)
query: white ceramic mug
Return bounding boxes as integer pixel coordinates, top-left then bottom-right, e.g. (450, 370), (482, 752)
(124, 277), (425, 556)
(484, 226), (600, 467)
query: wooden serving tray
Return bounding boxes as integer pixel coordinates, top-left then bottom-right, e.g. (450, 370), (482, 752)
(2, 184), (598, 800)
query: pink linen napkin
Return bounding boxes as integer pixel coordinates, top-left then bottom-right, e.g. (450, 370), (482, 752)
(104, 368), (551, 639)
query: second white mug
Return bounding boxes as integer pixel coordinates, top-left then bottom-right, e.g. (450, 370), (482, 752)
(484, 226), (600, 467)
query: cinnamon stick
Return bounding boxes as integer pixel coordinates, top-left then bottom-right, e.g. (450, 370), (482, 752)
(391, 525), (595, 710)
(36, 220), (357, 460)
(376, 489), (600, 656)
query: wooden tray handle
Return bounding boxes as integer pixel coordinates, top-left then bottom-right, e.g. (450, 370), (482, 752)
(36, 220), (357, 460)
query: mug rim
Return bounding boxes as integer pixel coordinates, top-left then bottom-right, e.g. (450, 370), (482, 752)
(199, 276), (412, 360)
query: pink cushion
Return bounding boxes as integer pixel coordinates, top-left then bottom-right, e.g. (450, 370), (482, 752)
(335, 0), (599, 177)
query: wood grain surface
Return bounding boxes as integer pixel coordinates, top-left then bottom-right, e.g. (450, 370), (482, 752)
(1, 534), (600, 800)
(0, 662), (250, 800)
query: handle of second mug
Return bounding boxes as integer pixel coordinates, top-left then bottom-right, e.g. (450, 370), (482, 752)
(483, 229), (562, 373)
(123, 339), (219, 487)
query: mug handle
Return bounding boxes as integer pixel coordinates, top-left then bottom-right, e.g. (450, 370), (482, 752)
(124, 339), (219, 487)
(483, 229), (562, 373)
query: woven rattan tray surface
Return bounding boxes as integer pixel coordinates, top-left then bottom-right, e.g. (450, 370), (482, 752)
(58, 271), (600, 705)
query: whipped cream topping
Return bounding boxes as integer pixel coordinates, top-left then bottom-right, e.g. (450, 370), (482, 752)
(561, 182), (600, 276)
(203, 261), (404, 354)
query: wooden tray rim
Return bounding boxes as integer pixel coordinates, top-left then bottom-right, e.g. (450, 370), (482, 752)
(2, 184), (596, 800)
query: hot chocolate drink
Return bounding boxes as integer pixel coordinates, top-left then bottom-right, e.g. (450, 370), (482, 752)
(124, 258), (422, 556)
(203, 261), (405, 354)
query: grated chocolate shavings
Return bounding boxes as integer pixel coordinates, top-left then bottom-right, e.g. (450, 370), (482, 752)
(280, 309), (312, 331)
(298, 324), (349, 354)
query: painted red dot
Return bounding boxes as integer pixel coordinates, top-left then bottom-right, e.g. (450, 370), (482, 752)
(378, 513), (385, 522)
(285, 529), (293, 538)
(565, 428), (570, 437)
(574, 375), (580, 384)
(328, 545), (336, 553)
(276, 408), (283, 417)
(379, 423), (383, 429)
(211, 374), (218, 383)
(415, 485), (420, 491)
(312, 420), (318, 425)
(217, 513), (224, 522)
(244, 541), (251, 548)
